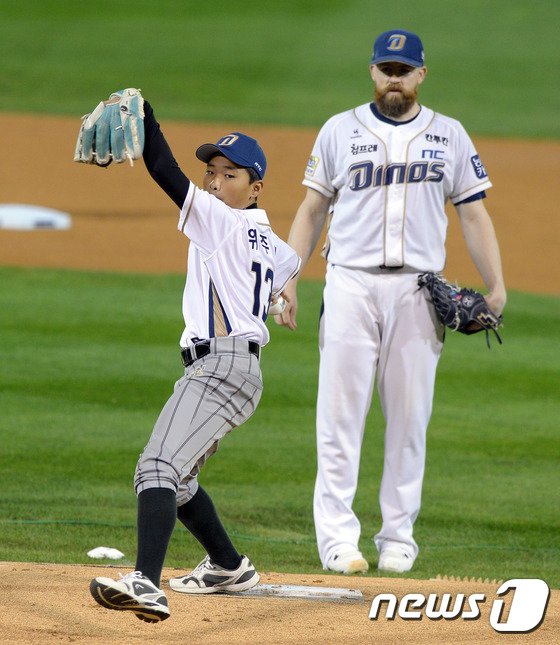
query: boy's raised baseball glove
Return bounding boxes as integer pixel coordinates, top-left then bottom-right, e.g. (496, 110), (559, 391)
(74, 88), (144, 167)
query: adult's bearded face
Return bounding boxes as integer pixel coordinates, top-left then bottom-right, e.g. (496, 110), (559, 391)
(375, 83), (418, 119)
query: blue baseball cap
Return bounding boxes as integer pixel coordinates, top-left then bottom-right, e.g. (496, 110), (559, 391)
(371, 30), (425, 68)
(196, 132), (267, 179)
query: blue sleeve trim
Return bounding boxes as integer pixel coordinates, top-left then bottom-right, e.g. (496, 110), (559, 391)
(456, 190), (486, 205)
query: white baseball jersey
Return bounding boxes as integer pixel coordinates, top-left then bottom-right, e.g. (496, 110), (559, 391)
(303, 102), (492, 271)
(177, 183), (300, 348)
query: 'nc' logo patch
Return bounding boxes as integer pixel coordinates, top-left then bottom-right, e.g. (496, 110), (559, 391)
(470, 154), (488, 179)
(387, 34), (407, 51)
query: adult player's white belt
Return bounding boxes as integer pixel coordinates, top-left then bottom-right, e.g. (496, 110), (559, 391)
(180, 338), (260, 368)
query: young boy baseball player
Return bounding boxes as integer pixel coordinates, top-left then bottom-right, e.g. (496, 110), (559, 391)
(86, 96), (300, 622)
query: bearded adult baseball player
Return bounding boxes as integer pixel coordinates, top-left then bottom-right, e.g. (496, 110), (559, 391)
(277, 30), (506, 575)
(78, 93), (300, 622)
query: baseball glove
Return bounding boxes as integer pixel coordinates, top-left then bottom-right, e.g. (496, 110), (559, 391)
(418, 272), (503, 347)
(74, 88), (145, 166)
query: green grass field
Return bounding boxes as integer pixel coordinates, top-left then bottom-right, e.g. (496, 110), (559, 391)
(0, 0), (558, 595)
(1, 0), (559, 137)
(1, 268), (558, 586)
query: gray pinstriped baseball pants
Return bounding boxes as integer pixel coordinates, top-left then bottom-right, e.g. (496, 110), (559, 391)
(134, 337), (262, 506)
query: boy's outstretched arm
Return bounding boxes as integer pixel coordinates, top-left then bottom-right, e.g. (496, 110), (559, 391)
(142, 100), (190, 209)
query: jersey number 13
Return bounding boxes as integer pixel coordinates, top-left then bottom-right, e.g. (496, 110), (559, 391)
(251, 261), (274, 321)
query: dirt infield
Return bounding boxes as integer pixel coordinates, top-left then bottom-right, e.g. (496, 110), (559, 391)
(1, 562), (558, 643)
(1, 114), (558, 643)
(0, 113), (559, 294)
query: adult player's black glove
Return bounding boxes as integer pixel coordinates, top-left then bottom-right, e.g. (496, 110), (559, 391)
(418, 272), (503, 347)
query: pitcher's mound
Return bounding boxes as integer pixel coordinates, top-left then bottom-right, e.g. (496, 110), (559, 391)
(1, 561), (557, 643)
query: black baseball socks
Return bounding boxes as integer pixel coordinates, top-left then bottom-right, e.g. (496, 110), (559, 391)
(135, 485), (242, 587)
(177, 485), (242, 570)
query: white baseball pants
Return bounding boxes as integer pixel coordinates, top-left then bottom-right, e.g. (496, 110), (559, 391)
(314, 264), (443, 566)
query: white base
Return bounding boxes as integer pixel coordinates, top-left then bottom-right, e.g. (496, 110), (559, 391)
(227, 583), (364, 602)
(0, 204), (72, 230)
(87, 547), (125, 560)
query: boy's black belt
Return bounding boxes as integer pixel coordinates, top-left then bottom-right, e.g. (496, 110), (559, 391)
(181, 340), (260, 368)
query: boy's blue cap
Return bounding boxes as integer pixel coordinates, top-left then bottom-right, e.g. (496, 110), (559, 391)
(196, 132), (267, 179)
(371, 30), (424, 68)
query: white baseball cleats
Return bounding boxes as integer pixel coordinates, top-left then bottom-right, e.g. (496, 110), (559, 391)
(90, 557), (259, 621)
(325, 548), (369, 574)
(169, 555), (260, 594)
(377, 546), (415, 573)
(90, 571), (170, 622)
(325, 545), (415, 574)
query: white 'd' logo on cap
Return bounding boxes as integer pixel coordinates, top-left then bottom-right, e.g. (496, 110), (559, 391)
(387, 34), (407, 51)
(218, 134), (239, 146)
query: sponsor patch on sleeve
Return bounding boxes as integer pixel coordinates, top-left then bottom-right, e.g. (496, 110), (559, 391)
(470, 154), (488, 179)
(305, 155), (320, 177)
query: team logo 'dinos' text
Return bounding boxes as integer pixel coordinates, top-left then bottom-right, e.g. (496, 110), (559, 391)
(348, 160), (444, 190)
(471, 154), (488, 179)
(305, 155), (320, 177)
(369, 578), (550, 634)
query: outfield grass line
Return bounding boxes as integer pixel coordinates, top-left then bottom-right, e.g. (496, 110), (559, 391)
(0, 519), (315, 545)
(0, 519), (136, 529)
(422, 545), (559, 554)
(2, 520), (557, 554)
(229, 533), (316, 546)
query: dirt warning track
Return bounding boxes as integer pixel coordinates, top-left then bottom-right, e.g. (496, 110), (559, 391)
(0, 113), (558, 295)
